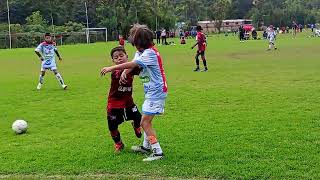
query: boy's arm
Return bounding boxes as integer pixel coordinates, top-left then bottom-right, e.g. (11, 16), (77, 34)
(35, 44), (44, 61)
(119, 67), (141, 85)
(54, 49), (62, 61)
(119, 69), (133, 85)
(100, 61), (139, 76)
(35, 51), (44, 61)
(192, 35), (203, 49)
(191, 42), (198, 49)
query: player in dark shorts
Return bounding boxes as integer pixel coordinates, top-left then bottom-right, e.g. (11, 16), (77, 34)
(292, 21), (298, 38)
(105, 46), (142, 153)
(192, 25), (208, 72)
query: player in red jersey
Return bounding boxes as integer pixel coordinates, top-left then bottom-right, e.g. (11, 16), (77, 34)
(105, 46), (142, 153)
(119, 35), (125, 46)
(192, 25), (208, 72)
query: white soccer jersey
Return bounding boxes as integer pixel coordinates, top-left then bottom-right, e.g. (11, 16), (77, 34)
(267, 29), (277, 42)
(35, 42), (58, 70)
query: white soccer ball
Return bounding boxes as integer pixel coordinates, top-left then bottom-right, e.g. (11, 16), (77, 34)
(12, 120), (28, 134)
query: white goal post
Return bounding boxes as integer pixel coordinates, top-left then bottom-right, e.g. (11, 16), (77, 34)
(83, 28), (108, 43)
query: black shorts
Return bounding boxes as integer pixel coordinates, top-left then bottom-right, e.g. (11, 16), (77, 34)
(107, 105), (141, 130)
(197, 51), (205, 56)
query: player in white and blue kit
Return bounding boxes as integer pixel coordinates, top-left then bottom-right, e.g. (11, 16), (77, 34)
(267, 25), (278, 51)
(132, 48), (167, 115)
(101, 24), (168, 161)
(35, 33), (67, 90)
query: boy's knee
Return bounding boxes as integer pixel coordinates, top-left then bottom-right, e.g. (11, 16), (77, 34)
(108, 119), (119, 132)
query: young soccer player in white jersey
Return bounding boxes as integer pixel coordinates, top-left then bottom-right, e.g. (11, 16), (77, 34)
(35, 33), (67, 90)
(267, 25), (278, 51)
(101, 24), (168, 161)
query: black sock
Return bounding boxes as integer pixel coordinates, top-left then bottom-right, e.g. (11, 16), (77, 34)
(110, 130), (121, 144)
(203, 60), (207, 68)
(196, 57), (200, 68)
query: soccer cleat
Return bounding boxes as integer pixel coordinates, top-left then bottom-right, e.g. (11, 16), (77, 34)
(114, 142), (124, 153)
(62, 84), (68, 90)
(143, 151), (164, 162)
(131, 122), (142, 138)
(274, 47), (278, 50)
(37, 83), (42, 90)
(131, 145), (151, 154)
(201, 68), (208, 72)
(193, 68), (200, 72)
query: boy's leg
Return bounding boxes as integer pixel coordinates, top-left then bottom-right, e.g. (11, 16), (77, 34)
(201, 52), (208, 71)
(268, 42), (272, 50)
(193, 52), (200, 71)
(273, 42), (277, 50)
(107, 110), (124, 152)
(126, 105), (142, 138)
(130, 105), (150, 154)
(53, 69), (67, 89)
(37, 70), (46, 90)
(141, 114), (164, 161)
(132, 99), (165, 161)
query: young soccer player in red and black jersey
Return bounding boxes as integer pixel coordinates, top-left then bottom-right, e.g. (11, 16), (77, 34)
(105, 46), (142, 153)
(192, 25), (208, 72)
(119, 35), (125, 46)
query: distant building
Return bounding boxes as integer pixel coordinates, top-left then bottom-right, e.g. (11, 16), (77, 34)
(198, 19), (253, 33)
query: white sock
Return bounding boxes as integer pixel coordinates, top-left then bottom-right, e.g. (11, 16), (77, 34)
(39, 75), (44, 84)
(55, 73), (65, 86)
(151, 142), (163, 155)
(142, 132), (150, 149)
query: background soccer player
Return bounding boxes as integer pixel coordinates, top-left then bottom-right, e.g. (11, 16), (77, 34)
(104, 46), (142, 153)
(267, 25), (277, 51)
(101, 24), (168, 161)
(35, 33), (67, 90)
(119, 35), (125, 47)
(192, 25), (208, 72)
(292, 21), (298, 38)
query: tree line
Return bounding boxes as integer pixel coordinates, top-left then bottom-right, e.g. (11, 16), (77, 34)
(0, 0), (319, 35)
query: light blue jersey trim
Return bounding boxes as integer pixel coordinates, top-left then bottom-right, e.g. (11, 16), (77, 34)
(142, 111), (162, 115)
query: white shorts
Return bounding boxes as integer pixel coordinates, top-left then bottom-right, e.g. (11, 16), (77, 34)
(142, 99), (166, 115)
(41, 66), (57, 71)
(41, 61), (57, 71)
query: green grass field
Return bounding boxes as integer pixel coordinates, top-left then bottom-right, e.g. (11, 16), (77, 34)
(1, 33), (320, 179)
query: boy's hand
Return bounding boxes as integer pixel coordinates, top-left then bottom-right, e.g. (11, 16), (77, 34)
(119, 71), (127, 85)
(100, 67), (113, 76)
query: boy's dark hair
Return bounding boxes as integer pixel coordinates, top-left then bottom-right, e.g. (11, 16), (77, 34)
(45, 33), (51, 37)
(196, 25), (203, 31)
(129, 24), (154, 49)
(110, 46), (127, 58)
